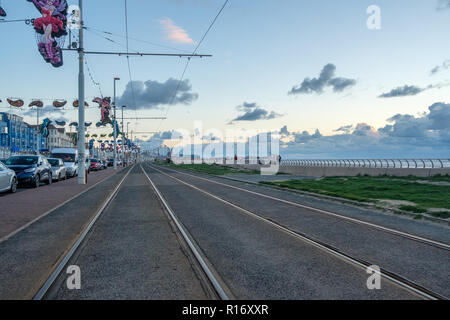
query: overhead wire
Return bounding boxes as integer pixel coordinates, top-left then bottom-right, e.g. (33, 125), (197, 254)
(124, 0), (138, 123)
(84, 26), (191, 54)
(155, 0), (230, 133)
(84, 27), (141, 54)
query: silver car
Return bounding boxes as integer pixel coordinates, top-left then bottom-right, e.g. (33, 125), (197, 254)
(48, 158), (67, 181)
(0, 161), (17, 193)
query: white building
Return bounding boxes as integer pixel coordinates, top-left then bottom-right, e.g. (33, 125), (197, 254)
(47, 125), (75, 150)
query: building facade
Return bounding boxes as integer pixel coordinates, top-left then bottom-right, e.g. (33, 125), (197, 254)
(0, 112), (48, 158)
(47, 125), (75, 149)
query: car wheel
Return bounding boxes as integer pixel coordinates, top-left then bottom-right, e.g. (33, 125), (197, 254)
(64, 173), (67, 180)
(33, 175), (40, 188)
(58, 173), (61, 181)
(10, 178), (17, 193)
(46, 174), (52, 185)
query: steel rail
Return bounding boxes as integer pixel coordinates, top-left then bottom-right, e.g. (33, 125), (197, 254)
(152, 164), (450, 251)
(147, 163), (447, 300)
(140, 164), (230, 300)
(32, 165), (134, 300)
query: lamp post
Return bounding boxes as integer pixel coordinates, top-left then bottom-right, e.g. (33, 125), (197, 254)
(113, 77), (120, 170)
(126, 121), (130, 164)
(121, 105), (126, 166)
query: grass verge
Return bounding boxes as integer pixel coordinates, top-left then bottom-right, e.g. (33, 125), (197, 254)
(261, 175), (450, 219)
(155, 161), (260, 176)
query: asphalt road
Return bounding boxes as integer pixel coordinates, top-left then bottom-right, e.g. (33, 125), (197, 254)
(1, 161), (447, 299)
(142, 163), (426, 299)
(144, 163), (450, 298)
(51, 165), (210, 300)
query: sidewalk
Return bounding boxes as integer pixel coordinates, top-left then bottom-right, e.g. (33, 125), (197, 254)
(0, 167), (127, 241)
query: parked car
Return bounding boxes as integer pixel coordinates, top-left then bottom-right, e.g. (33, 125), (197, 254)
(107, 158), (114, 167)
(100, 160), (107, 170)
(0, 161), (17, 193)
(50, 148), (78, 178)
(4, 155), (52, 188)
(48, 158), (67, 181)
(89, 158), (102, 171)
(0, 159), (7, 165)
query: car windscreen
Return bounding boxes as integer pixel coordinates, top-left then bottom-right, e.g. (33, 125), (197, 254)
(48, 159), (60, 166)
(51, 153), (75, 162)
(5, 156), (38, 165)
(90, 159), (99, 163)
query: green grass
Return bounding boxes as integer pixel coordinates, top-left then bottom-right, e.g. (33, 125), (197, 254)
(262, 176), (450, 213)
(428, 211), (450, 219)
(398, 205), (427, 213)
(158, 162), (260, 176)
(376, 174), (450, 183)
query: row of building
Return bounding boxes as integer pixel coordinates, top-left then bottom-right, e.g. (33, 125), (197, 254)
(0, 112), (76, 158)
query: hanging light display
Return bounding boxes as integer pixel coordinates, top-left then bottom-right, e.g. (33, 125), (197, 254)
(29, 100), (44, 108)
(7, 98), (24, 108)
(28, 0), (68, 68)
(40, 118), (51, 138)
(53, 99), (67, 108)
(73, 99), (89, 107)
(0, 1), (6, 17)
(92, 97), (112, 125)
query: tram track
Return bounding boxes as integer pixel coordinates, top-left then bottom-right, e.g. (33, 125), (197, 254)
(149, 164), (450, 251)
(32, 165), (134, 300)
(144, 163), (448, 300)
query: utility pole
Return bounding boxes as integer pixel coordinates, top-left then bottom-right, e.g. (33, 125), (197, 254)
(36, 108), (39, 155)
(77, 0), (86, 184)
(113, 77), (120, 169)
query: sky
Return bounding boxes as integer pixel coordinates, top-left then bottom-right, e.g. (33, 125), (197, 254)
(1, 0), (450, 158)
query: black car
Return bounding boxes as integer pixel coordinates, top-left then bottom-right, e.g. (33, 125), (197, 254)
(4, 155), (52, 188)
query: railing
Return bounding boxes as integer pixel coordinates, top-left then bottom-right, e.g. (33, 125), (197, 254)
(281, 159), (450, 169)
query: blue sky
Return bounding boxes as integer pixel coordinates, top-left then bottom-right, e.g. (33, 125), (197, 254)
(1, 0), (450, 158)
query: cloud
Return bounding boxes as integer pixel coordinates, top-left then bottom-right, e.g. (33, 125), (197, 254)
(378, 85), (425, 98)
(159, 17), (195, 44)
(21, 105), (69, 123)
(334, 125), (354, 133)
(292, 129), (322, 143)
(288, 64), (356, 95)
(378, 83), (448, 98)
(328, 77), (357, 92)
(279, 102), (450, 158)
(431, 59), (450, 75)
(437, 0), (450, 10)
(229, 102), (282, 123)
(280, 125), (290, 135)
(117, 78), (199, 109)
(135, 130), (185, 150)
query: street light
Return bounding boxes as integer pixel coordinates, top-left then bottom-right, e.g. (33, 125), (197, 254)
(121, 105), (126, 166)
(113, 77), (120, 169)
